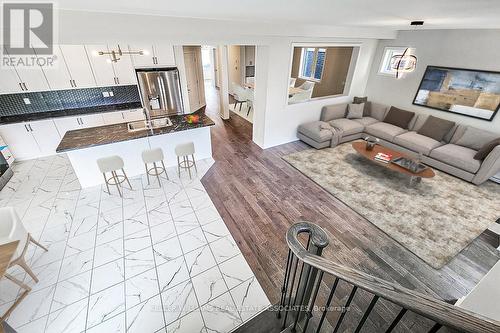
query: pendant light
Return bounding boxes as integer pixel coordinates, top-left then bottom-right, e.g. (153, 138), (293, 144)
(391, 21), (423, 79)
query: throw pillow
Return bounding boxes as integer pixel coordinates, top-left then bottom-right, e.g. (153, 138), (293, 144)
(474, 138), (500, 160)
(320, 104), (347, 122)
(353, 96), (368, 104)
(417, 116), (455, 142)
(383, 106), (415, 129)
(455, 126), (499, 151)
(346, 103), (364, 119)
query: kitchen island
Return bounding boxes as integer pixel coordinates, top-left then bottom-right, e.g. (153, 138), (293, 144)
(56, 111), (215, 188)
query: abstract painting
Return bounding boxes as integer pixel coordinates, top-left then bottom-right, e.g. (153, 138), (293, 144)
(413, 66), (500, 121)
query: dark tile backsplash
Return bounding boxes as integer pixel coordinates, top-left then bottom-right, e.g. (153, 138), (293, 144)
(0, 85), (141, 118)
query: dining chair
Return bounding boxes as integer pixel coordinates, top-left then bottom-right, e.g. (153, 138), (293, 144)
(298, 81), (315, 99)
(245, 89), (255, 116)
(289, 78), (297, 87)
(231, 82), (249, 111)
(0, 207), (48, 283)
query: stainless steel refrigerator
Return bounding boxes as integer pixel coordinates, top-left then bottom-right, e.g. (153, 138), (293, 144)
(135, 67), (184, 117)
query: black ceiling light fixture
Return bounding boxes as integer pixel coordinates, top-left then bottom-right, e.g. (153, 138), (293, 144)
(391, 20), (424, 79)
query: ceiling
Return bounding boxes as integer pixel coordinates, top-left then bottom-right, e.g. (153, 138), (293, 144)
(58, 0), (500, 30)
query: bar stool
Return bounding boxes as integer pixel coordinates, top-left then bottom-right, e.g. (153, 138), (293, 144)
(175, 142), (197, 179)
(97, 155), (132, 197)
(142, 148), (169, 186)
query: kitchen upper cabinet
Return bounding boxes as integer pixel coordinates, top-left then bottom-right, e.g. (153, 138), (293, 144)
(111, 51), (136, 85)
(153, 44), (176, 66)
(86, 45), (117, 86)
(129, 44), (155, 67)
(59, 45), (97, 88)
(1, 46), (50, 93)
(0, 65), (24, 93)
(42, 46), (72, 90)
(0, 119), (60, 160)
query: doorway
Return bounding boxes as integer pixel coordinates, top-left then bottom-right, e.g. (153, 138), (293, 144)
(227, 45), (255, 124)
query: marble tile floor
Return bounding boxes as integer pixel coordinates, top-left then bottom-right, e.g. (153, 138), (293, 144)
(0, 154), (270, 333)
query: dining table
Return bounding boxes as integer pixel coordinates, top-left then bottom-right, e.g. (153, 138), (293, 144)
(0, 241), (31, 327)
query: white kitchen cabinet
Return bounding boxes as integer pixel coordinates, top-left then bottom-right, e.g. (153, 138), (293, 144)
(102, 111), (126, 125)
(0, 123), (39, 160)
(29, 119), (62, 156)
(129, 44), (155, 67)
(0, 65), (24, 93)
(54, 114), (104, 137)
(42, 46), (73, 90)
(123, 109), (145, 122)
(153, 44), (176, 66)
(102, 109), (145, 125)
(0, 119), (61, 160)
(86, 45), (117, 86)
(59, 45), (97, 88)
(111, 51), (136, 85)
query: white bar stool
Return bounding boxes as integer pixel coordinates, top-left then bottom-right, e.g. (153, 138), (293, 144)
(142, 148), (169, 186)
(97, 155), (132, 197)
(175, 142), (197, 179)
(0, 207), (48, 283)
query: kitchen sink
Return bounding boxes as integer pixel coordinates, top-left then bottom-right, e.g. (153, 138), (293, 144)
(127, 117), (173, 132)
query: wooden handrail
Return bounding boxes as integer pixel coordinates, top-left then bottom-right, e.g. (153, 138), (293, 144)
(286, 222), (500, 333)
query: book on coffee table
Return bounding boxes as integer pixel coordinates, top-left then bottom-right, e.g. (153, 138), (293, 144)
(374, 152), (392, 163)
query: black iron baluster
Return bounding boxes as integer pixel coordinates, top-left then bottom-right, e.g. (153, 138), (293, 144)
(302, 271), (324, 333)
(278, 249), (293, 318)
(292, 262), (313, 332)
(428, 323), (443, 333)
(354, 295), (379, 333)
(332, 286), (358, 333)
(283, 255), (300, 329)
(316, 277), (340, 333)
(385, 308), (407, 333)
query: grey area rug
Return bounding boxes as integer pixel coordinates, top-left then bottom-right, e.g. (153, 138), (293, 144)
(282, 141), (500, 269)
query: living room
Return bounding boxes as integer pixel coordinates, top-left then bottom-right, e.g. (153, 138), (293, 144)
(0, 1), (500, 333)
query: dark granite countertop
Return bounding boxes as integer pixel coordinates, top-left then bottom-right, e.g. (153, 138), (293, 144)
(0, 102), (143, 124)
(56, 111), (215, 153)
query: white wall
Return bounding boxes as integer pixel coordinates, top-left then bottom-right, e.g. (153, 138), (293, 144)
(259, 39), (379, 148)
(365, 29), (500, 133)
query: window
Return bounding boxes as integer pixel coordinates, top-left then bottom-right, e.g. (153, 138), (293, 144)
(299, 47), (326, 81)
(379, 47), (406, 75)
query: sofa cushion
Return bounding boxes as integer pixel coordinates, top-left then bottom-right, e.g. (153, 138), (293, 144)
(474, 138), (500, 160)
(430, 144), (481, 173)
(346, 103), (364, 119)
(329, 118), (364, 136)
(320, 104), (347, 122)
(383, 106), (415, 129)
(368, 102), (389, 121)
(393, 131), (444, 155)
(365, 122), (407, 142)
(417, 116), (456, 142)
(454, 126), (499, 151)
(298, 121), (333, 143)
(352, 116), (379, 127)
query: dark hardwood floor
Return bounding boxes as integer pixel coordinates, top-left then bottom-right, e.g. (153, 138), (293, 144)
(200, 83), (499, 331)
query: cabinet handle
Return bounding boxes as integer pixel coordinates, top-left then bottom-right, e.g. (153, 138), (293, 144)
(80, 118), (84, 125)
(70, 79), (73, 87)
(76, 118), (81, 125)
(28, 124), (33, 131)
(116, 77), (120, 84)
(19, 82), (24, 91)
(22, 82), (28, 91)
(24, 124), (29, 132)
(73, 79), (77, 87)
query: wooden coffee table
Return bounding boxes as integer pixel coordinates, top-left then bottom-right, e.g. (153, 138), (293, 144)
(352, 141), (435, 185)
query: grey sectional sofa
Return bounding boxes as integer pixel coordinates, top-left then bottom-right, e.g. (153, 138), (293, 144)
(297, 101), (500, 185)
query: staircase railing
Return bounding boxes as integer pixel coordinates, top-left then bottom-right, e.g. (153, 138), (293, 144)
(278, 222), (500, 333)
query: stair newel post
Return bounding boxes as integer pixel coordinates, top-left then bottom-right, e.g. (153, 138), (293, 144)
(286, 223), (329, 333)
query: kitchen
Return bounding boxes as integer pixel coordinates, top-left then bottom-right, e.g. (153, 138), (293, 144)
(0, 44), (214, 189)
